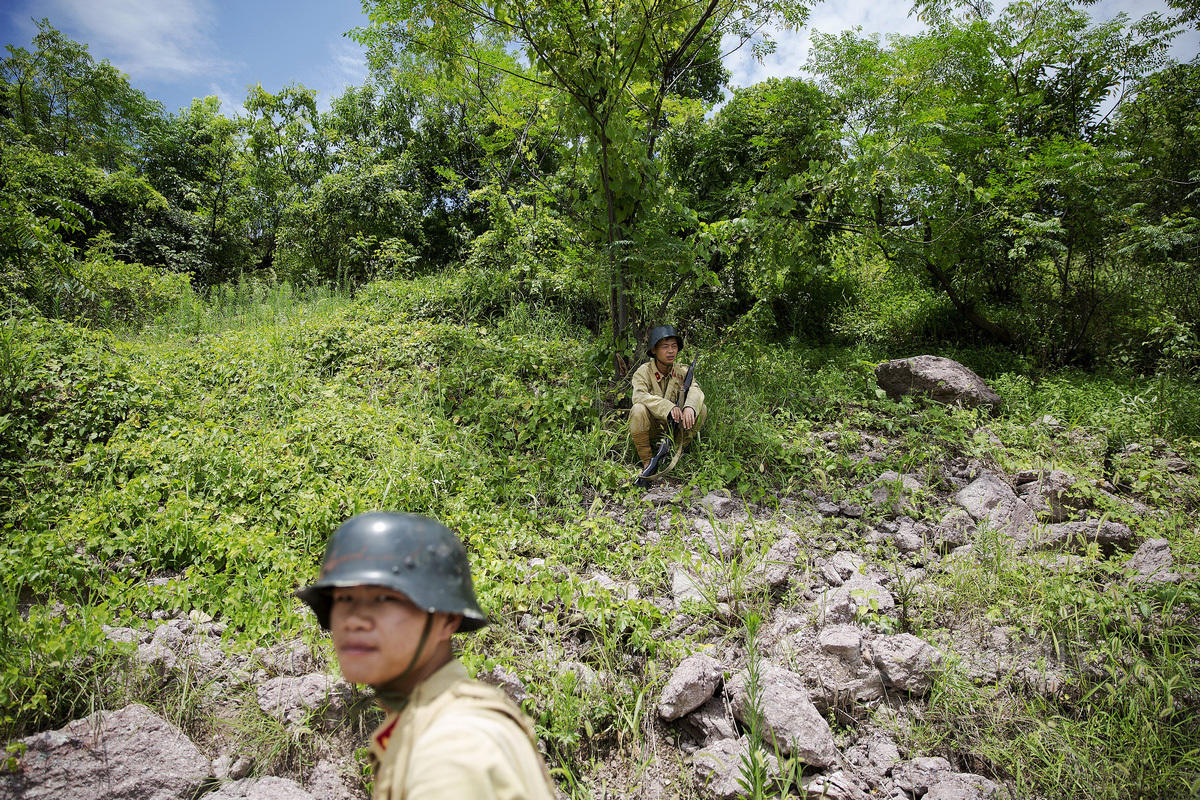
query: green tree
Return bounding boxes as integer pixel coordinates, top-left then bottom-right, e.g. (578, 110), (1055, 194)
(356, 0), (811, 372)
(809, 0), (1179, 361)
(0, 19), (162, 169)
(243, 84), (326, 273)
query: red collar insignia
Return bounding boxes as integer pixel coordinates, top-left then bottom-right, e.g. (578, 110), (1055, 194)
(374, 716), (399, 750)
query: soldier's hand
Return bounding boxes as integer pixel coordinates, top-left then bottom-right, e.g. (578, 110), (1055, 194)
(681, 407), (696, 430)
(670, 406), (683, 423)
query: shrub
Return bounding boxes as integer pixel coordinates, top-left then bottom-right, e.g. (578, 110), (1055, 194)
(46, 239), (194, 329)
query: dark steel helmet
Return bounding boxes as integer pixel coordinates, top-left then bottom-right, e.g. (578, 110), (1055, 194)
(296, 512), (488, 632)
(647, 325), (683, 357)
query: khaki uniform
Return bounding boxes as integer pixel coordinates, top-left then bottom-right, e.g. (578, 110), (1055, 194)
(629, 360), (707, 464)
(368, 659), (556, 800)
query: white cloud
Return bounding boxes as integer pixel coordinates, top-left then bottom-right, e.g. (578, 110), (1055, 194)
(722, 0), (1196, 90)
(724, 0), (927, 89)
(312, 35), (369, 111)
(36, 0), (231, 79)
(207, 83), (244, 118)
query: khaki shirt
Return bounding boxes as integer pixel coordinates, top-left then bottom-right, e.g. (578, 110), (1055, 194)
(631, 360), (705, 422)
(368, 659), (556, 800)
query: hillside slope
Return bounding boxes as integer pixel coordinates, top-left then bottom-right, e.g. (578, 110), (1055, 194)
(1, 278), (1197, 799)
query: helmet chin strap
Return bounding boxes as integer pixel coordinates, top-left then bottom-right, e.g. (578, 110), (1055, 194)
(372, 613), (435, 712)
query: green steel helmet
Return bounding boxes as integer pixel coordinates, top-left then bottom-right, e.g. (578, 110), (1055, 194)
(295, 511), (488, 632)
(647, 325), (683, 357)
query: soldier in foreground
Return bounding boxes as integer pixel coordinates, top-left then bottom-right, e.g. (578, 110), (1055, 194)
(297, 512), (556, 800)
(629, 325), (707, 479)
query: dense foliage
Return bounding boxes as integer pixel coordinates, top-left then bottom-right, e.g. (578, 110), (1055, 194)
(3, 1), (1196, 372)
(1, 2), (1199, 796)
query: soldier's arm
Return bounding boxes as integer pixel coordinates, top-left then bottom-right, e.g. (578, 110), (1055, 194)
(631, 367), (677, 420)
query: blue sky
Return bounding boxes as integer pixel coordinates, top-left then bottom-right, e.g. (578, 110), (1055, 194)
(0, 0), (370, 114)
(1, 0), (1195, 117)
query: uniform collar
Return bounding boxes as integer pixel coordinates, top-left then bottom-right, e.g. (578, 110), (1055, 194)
(369, 658), (469, 754)
(653, 360), (681, 382)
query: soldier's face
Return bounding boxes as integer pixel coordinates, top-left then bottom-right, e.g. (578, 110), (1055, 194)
(329, 585), (456, 686)
(653, 338), (679, 364)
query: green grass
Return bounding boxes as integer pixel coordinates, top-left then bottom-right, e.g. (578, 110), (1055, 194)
(1, 270), (1197, 798)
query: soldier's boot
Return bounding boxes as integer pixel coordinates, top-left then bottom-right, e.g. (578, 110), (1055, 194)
(632, 431), (653, 469)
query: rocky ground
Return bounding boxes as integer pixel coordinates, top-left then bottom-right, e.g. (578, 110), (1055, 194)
(2, 357), (1194, 799)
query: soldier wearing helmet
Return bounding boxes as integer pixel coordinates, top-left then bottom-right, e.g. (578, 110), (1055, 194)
(629, 325), (707, 469)
(297, 512), (556, 800)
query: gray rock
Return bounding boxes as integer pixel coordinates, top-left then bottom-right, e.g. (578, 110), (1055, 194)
(682, 696), (737, 744)
(102, 625), (147, 645)
(1126, 538), (1180, 584)
(583, 570), (641, 600)
(891, 756), (954, 793)
(749, 537), (800, 591)
(479, 665), (529, 704)
(672, 568), (710, 604)
(259, 639), (321, 676)
(826, 550), (865, 580)
(135, 641), (178, 672)
(1016, 469), (1089, 523)
(1035, 520), (1133, 554)
(870, 471), (924, 516)
(926, 773), (1001, 800)
(698, 491), (737, 519)
(839, 500), (865, 518)
(0, 703), (211, 800)
(306, 760), (359, 800)
(818, 501), (841, 517)
(894, 531), (923, 553)
(659, 654), (724, 721)
(935, 510), (976, 552)
(845, 731), (901, 778)
(691, 519), (735, 557)
(255, 674), (352, 729)
(870, 633), (941, 695)
(875, 355), (1002, 411)
(692, 737), (777, 800)
(727, 662), (837, 766)
(818, 624), (862, 663)
(212, 753), (254, 781)
(799, 771), (870, 800)
(814, 574), (895, 624)
(558, 661), (600, 691)
(203, 777), (317, 800)
(955, 473), (1036, 546)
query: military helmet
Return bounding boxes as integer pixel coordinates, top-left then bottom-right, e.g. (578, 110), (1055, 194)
(647, 325), (683, 357)
(296, 511), (488, 632)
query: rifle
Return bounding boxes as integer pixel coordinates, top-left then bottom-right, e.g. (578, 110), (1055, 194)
(634, 358), (699, 488)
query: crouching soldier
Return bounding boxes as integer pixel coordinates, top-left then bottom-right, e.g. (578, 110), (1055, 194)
(296, 511), (556, 800)
(629, 325), (707, 470)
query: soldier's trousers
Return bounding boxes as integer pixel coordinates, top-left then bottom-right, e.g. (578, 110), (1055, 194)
(629, 402), (707, 461)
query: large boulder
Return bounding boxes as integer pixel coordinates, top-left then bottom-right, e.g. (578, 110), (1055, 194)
(1014, 469), (1090, 523)
(875, 356), (1002, 412)
(812, 574), (895, 625)
(727, 663), (837, 767)
(255, 674), (353, 730)
(658, 654), (724, 721)
(869, 633), (941, 696)
(1125, 538), (1181, 584)
(955, 473), (1036, 547)
(681, 696), (738, 745)
(0, 703), (211, 800)
(1035, 520), (1134, 554)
